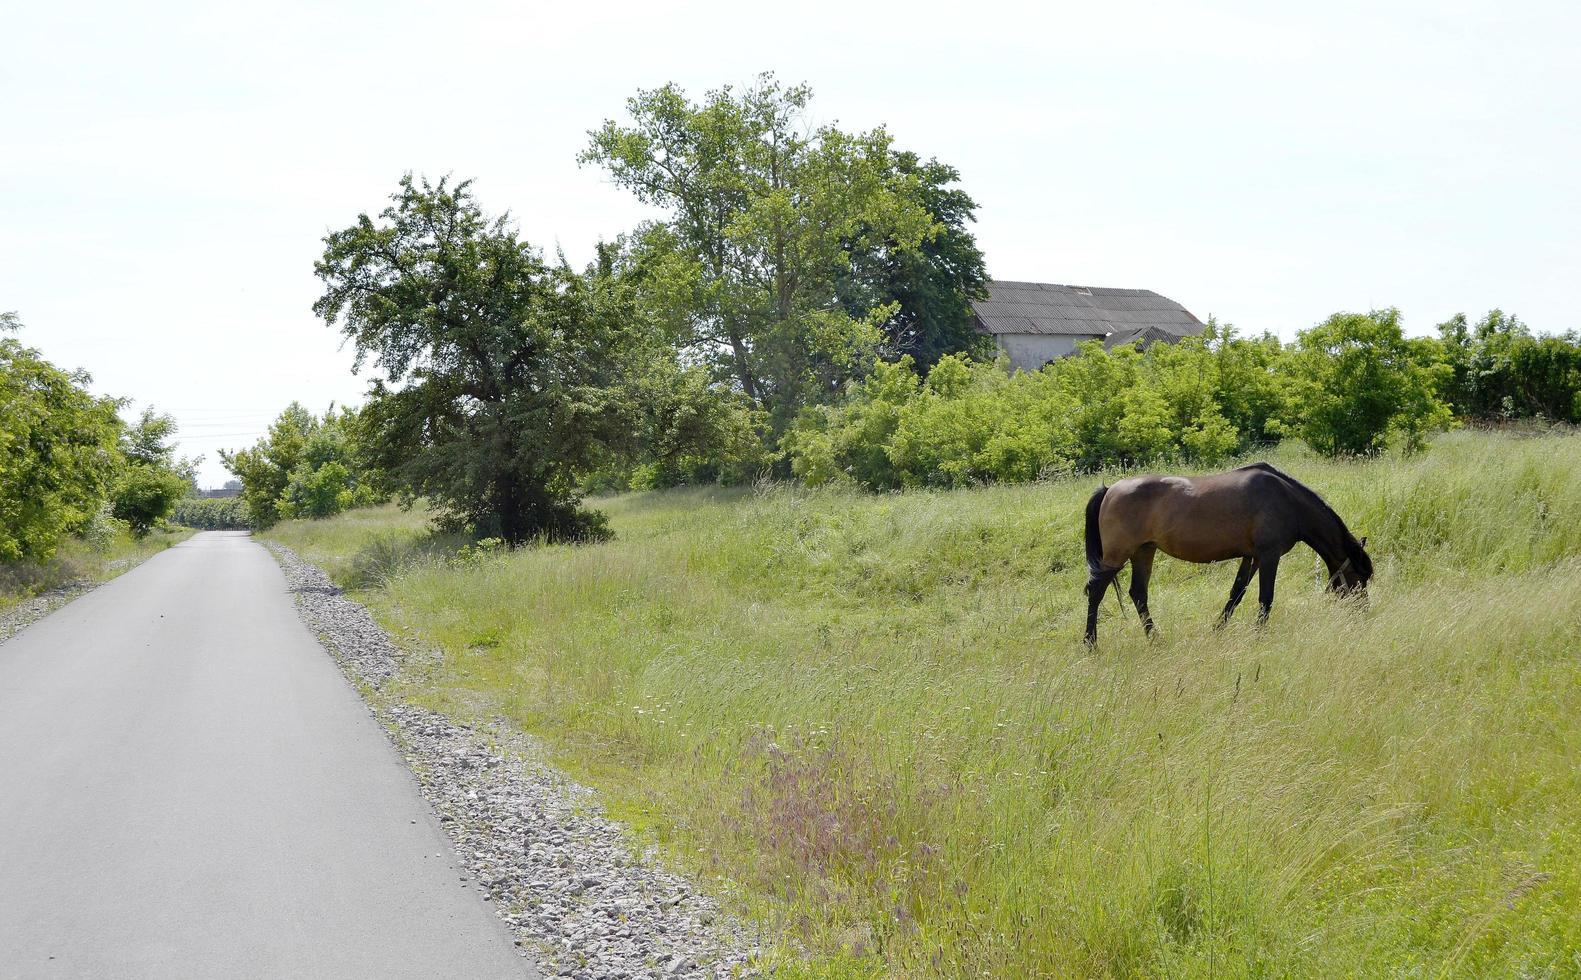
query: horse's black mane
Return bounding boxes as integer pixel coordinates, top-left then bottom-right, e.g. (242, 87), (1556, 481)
(1239, 462), (1372, 574)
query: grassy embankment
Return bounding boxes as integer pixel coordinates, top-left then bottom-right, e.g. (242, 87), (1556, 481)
(266, 430), (1581, 978)
(0, 526), (194, 614)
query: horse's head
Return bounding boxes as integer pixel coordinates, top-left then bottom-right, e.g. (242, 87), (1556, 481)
(1331, 534), (1374, 596)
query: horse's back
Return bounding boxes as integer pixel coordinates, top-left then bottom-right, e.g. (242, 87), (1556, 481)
(1106, 469), (1261, 507)
(1106, 473), (1191, 502)
(1098, 467), (1289, 564)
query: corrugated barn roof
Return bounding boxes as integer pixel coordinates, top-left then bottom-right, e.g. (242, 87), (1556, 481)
(971, 280), (1203, 340)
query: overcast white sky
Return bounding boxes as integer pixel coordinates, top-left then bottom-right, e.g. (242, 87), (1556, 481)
(4, 0), (1578, 486)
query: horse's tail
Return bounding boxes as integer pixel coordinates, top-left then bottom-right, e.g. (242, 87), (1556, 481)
(1084, 484), (1108, 577)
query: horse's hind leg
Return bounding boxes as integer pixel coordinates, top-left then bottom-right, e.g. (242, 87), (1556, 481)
(1129, 545), (1157, 637)
(1084, 563), (1123, 646)
(1216, 557), (1258, 627)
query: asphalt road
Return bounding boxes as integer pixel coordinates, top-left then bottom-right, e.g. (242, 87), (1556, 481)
(0, 531), (532, 979)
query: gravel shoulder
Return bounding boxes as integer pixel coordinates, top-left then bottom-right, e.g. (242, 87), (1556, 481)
(0, 583), (97, 644)
(0, 555), (146, 645)
(267, 543), (767, 980)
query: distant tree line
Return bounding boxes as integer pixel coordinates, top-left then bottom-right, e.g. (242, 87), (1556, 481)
(170, 496), (252, 530)
(217, 74), (1581, 540)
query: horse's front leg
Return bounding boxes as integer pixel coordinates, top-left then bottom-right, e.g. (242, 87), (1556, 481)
(1255, 551), (1281, 625)
(1216, 556), (1258, 627)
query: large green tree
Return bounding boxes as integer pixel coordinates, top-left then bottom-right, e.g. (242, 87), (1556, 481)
(0, 313), (123, 560)
(836, 151), (991, 372)
(312, 176), (647, 543)
(583, 232), (772, 490)
(581, 74), (941, 430)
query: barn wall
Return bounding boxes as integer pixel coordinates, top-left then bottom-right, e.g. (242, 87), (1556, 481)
(994, 333), (1096, 371)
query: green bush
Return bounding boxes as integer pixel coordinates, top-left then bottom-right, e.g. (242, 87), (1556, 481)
(785, 309), (1480, 488)
(279, 460), (379, 519)
(884, 357), (1081, 486)
(1041, 332), (1256, 471)
(1287, 309), (1452, 456)
(76, 506), (130, 551)
(111, 465), (190, 537)
(620, 363), (771, 490)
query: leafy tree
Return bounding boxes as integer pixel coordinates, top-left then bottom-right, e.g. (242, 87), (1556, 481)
(1, 313), (124, 560)
(279, 460), (356, 519)
(1435, 312), (1476, 413)
(276, 405), (382, 519)
(836, 151), (992, 372)
(1201, 319), (1291, 444)
(120, 407), (199, 478)
(577, 233), (772, 491)
(1287, 309), (1452, 456)
(220, 402), (379, 528)
(1506, 334), (1581, 423)
(582, 74), (939, 430)
(111, 407), (202, 537)
(220, 403), (316, 528)
(312, 176), (645, 543)
(618, 357), (769, 490)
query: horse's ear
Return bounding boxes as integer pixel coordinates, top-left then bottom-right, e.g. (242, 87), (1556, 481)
(1360, 536), (1368, 548)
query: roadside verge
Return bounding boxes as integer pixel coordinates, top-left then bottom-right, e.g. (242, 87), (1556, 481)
(0, 528), (194, 644)
(266, 542), (765, 980)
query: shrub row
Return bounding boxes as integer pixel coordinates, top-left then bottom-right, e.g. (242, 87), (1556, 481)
(170, 496), (252, 530)
(786, 310), (1453, 489)
(1437, 310), (1581, 423)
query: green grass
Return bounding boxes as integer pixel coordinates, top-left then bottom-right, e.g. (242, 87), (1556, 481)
(266, 430), (1581, 978)
(1, 525), (195, 614)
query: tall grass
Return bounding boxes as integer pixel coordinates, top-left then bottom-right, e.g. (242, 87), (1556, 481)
(267, 431), (1581, 977)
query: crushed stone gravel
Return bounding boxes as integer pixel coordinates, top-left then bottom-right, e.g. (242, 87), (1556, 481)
(267, 542), (769, 980)
(0, 584), (94, 644)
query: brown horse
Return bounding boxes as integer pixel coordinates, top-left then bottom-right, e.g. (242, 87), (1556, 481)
(1082, 462), (1372, 644)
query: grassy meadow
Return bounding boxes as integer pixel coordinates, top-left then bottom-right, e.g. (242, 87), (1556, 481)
(265, 430), (1581, 978)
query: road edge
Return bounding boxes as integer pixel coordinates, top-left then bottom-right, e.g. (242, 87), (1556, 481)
(0, 532), (194, 645)
(263, 541), (768, 980)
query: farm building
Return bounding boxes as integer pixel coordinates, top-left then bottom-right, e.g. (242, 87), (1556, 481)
(971, 280), (1204, 371)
